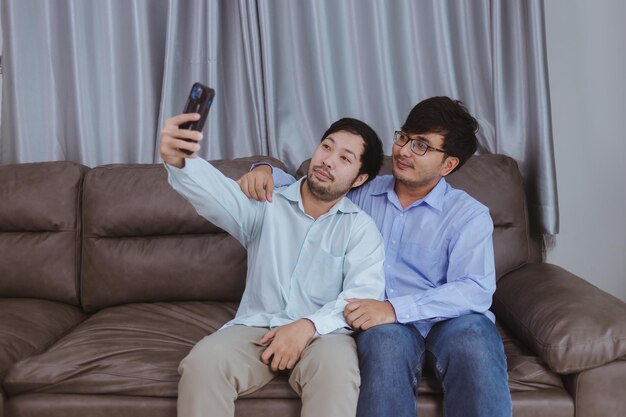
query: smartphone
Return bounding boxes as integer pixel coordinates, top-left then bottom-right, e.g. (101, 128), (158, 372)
(179, 82), (215, 155)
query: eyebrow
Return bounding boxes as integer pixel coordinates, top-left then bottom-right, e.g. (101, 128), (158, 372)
(324, 136), (358, 159)
(412, 135), (432, 145)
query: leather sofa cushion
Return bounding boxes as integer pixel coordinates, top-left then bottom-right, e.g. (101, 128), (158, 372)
(0, 298), (86, 376)
(5, 302), (562, 398)
(297, 154), (531, 279)
(80, 157), (285, 312)
(3, 302), (237, 397)
(494, 263), (626, 374)
(0, 162), (87, 304)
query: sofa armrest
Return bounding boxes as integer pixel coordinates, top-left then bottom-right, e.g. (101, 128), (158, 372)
(492, 263), (626, 374)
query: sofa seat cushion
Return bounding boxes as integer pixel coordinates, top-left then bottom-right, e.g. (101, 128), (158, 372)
(4, 302), (247, 398)
(5, 301), (563, 400)
(0, 298), (86, 376)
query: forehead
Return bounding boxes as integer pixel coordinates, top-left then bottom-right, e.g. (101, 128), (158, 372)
(406, 131), (445, 146)
(323, 130), (365, 156)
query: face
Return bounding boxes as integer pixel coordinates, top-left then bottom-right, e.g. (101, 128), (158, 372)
(306, 130), (368, 202)
(391, 131), (458, 190)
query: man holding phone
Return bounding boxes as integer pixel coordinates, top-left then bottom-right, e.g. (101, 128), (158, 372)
(160, 112), (386, 417)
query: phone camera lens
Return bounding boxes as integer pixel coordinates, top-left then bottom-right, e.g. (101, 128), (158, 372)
(191, 85), (202, 101)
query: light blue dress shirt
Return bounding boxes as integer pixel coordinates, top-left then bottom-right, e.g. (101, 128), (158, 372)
(165, 158), (385, 335)
(272, 169), (496, 337)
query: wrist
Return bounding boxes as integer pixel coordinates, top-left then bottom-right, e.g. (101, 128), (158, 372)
(251, 162), (273, 174)
(384, 300), (398, 322)
(299, 318), (317, 338)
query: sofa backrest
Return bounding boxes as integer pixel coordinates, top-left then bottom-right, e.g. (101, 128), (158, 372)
(446, 154), (532, 278)
(80, 157), (286, 312)
(0, 161), (87, 305)
(297, 153), (532, 279)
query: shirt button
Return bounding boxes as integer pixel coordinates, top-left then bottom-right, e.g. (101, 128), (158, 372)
(389, 289), (395, 293)
(392, 240), (397, 244)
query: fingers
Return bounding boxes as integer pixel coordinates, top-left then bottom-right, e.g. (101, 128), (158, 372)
(352, 315), (372, 331)
(265, 179), (274, 203)
(259, 329), (276, 345)
(345, 307), (366, 328)
(254, 179), (268, 203)
(261, 344), (274, 365)
(344, 301), (360, 313)
(166, 112), (201, 127)
(159, 114), (205, 165)
(238, 172), (273, 203)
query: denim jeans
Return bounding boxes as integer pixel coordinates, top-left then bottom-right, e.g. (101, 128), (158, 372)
(355, 314), (511, 417)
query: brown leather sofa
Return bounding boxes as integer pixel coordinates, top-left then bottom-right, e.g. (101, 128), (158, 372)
(1, 154), (625, 417)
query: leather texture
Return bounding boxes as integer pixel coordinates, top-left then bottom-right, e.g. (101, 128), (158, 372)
(493, 263), (626, 373)
(0, 161), (87, 304)
(563, 359), (626, 417)
(80, 158), (285, 312)
(0, 299), (86, 377)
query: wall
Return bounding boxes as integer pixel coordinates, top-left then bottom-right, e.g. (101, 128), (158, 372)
(544, 0), (626, 302)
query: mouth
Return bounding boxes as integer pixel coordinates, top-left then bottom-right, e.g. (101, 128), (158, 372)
(394, 158), (413, 170)
(312, 166), (333, 181)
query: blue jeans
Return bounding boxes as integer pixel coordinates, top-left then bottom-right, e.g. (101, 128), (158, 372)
(355, 314), (511, 417)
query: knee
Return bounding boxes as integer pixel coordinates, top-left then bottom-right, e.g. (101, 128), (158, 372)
(357, 324), (424, 368)
(433, 315), (505, 368)
(296, 336), (360, 387)
(179, 337), (232, 380)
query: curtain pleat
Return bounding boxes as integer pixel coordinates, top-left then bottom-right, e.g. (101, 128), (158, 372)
(0, 0), (558, 234)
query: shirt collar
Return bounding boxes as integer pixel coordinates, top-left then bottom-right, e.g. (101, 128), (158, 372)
(277, 177), (360, 215)
(371, 176), (447, 212)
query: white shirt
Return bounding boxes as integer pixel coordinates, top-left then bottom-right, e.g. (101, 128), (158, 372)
(166, 157), (385, 334)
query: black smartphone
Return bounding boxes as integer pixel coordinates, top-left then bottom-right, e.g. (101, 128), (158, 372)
(179, 82), (215, 155)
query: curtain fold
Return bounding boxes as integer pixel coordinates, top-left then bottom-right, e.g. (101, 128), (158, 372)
(1, 0), (168, 166)
(0, 0), (558, 234)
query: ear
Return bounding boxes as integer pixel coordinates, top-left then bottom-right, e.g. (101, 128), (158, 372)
(440, 156), (460, 177)
(351, 173), (369, 189)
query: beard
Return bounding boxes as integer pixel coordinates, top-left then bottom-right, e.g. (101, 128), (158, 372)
(306, 165), (355, 202)
(392, 154), (443, 189)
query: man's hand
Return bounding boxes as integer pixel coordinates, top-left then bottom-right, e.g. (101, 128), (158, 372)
(159, 113), (204, 168)
(237, 164), (275, 202)
(260, 319), (316, 371)
(344, 299), (397, 331)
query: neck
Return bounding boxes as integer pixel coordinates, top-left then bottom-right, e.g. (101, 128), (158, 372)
(394, 178), (440, 208)
(300, 181), (342, 219)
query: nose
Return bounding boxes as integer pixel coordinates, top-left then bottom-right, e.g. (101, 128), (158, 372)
(397, 140), (414, 159)
(321, 154), (335, 169)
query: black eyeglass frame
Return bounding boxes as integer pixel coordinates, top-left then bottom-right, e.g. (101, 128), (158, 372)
(393, 131), (447, 156)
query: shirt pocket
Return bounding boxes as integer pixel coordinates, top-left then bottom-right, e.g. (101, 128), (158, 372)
(306, 250), (344, 305)
(398, 243), (446, 286)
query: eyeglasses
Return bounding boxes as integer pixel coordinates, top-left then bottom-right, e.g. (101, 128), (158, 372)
(393, 131), (446, 156)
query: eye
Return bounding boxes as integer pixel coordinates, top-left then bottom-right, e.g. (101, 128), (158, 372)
(415, 141), (428, 152)
(341, 155), (351, 163)
(322, 143), (331, 150)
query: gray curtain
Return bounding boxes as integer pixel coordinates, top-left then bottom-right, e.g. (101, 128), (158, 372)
(0, 0), (169, 165)
(0, 0), (557, 234)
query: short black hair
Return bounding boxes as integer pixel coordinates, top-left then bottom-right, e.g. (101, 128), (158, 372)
(402, 96), (479, 173)
(320, 117), (384, 186)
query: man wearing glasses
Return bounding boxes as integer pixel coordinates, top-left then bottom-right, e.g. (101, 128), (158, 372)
(239, 96), (511, 417)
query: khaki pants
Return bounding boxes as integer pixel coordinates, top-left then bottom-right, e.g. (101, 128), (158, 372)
(177, 325), (360, 417)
